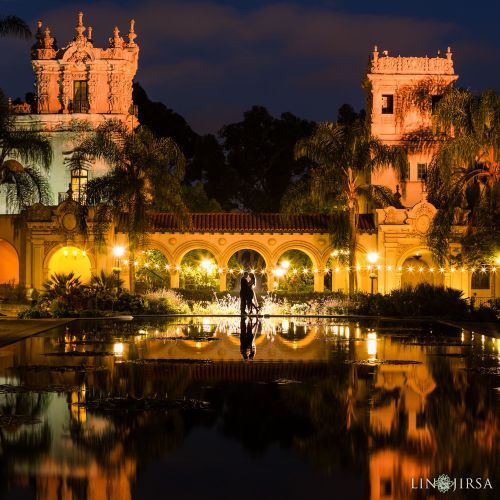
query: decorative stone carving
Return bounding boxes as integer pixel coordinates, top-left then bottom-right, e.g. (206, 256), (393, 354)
(60, 72), (73, 113)
(371, 47), (454, 75)
(31, 11), (139, 116)
(268, 238), (276, 246)
(127, 19), (137, 47)
(36, 71), (51, 113)
(108, 72), (125, 113)
(26, 203), (52, 222)
(378, 206), (408, 225)
(109, 27), (125, 49)
(218, 238), (226, 245)
(87, 72), (98, 112)
(406, 200), (437, 234)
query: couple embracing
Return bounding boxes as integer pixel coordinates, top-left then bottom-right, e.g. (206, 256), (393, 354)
(239, 271), (259, 315)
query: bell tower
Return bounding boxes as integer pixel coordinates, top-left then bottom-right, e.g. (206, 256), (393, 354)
(365, 47), (458, 207)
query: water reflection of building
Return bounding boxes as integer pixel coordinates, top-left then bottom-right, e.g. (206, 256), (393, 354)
(367, 338), (437, 500)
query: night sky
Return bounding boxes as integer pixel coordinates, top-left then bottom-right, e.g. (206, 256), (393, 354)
(1, 0), (500, 134)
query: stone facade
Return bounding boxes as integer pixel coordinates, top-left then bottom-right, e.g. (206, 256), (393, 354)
(0, 29), (498, 300)
(1, 12), (139, 212)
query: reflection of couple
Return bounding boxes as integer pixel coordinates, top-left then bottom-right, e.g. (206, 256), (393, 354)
(240, 316), (260, 360)
(239, 271), (259, 315)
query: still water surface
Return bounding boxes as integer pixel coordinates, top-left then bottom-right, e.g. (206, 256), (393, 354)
(0, 317), (498, 499)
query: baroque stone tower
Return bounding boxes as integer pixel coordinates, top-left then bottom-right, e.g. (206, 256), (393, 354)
(31, 11), (138, 115)
(365, 47), (458, 207)
(1, 12), (139, 212)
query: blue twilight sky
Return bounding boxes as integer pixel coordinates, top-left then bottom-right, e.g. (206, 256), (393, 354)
(1, 0), (499, 133)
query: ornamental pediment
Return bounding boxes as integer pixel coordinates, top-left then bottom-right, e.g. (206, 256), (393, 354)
(60, 42), (96, 64)
(406, 200), (437, 234)
(25, 203), (53, 222)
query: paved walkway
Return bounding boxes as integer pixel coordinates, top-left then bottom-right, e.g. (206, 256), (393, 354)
(0, 318), (73, 348)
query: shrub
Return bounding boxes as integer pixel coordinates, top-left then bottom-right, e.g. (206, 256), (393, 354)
(0, 281), (28, 304)
(144, 289), (190, 314)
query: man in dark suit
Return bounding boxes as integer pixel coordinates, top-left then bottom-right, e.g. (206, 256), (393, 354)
(240, 271), (251, 315)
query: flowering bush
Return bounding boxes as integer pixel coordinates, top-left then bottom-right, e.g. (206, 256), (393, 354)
(144, 289), (191, 314)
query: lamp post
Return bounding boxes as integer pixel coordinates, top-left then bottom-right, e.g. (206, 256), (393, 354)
(112, 245), (125, 279)
(367, 252), (379, 295)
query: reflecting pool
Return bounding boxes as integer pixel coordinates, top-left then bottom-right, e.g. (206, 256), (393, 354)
(0, 317), (498, 499)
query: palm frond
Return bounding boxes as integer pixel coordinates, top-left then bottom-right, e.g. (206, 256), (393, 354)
(0, 16), (31, 39)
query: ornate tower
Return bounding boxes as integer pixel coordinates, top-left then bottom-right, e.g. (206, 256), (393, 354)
(3, 12), (140, 212)
(365, 47), (458, 207)
(31, 12), (139, 115)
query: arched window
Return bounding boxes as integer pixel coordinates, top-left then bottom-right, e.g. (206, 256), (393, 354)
(71, 168), (88, 203)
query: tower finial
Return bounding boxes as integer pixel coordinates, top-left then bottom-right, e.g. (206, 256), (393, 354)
(109, 26), (124, 48)
(75, 11), (86, 39)
(127, 19), (137, 47)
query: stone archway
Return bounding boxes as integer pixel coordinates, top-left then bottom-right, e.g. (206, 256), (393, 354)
(225, 248), (268, 292)
(179, 249), (220, 290)
(47, 246), (92, 282)
(0, 239), (19, 283)
(399, 249), (443, 288)
(273, 249), (314, 292)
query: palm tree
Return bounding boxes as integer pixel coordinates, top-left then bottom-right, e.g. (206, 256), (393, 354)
(0, 90), (52, 212)
(282, 119), (407, 295)
(66, 120), (187, 290)
(404, 88), (500, 265)
(0, 15), (31, 39)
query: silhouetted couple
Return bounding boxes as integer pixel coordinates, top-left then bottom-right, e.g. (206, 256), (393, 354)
(240, 316), (260, 360)
(239, 271), (259, 315)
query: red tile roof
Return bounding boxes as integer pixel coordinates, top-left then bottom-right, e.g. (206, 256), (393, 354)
(147, 213), (375, 234)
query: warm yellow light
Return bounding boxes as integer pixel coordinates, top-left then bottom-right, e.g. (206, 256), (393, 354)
(113, 342), (124, 357)
(201, 258), (212, 271)
(280, 260), (290, 269)
(367, 331), (377, 357)
(275, 268), (285, 278)
(481, 267), (486, 273)
(387, 265), (393, 271)
(218, 267), (223, 273)
(331, 250), (339, 257)
(282, 319), (289, 331)
(495, 255), (500, 265)
(82, 250), (86, 256)
(367, 252), (379, 264)
(63, 249), (68, 256)
(113, 245), (125, 258)
(72, 250), (77, 256)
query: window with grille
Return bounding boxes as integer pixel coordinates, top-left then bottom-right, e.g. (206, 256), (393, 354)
(417, 163), (427, 181)
(381, 94), (394, 114)
(73, 81), (89, 113)
(71, 168), (88, 203)
(471, 271), (490, 290)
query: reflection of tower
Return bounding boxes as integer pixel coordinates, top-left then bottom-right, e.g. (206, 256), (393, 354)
(368, 340), (437, 500)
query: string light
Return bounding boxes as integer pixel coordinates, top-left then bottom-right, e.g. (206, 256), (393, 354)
(131, 259), (499, 276)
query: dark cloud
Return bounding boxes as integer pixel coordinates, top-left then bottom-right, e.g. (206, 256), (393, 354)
(0, 1), (498, 133)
